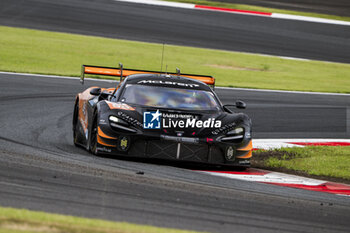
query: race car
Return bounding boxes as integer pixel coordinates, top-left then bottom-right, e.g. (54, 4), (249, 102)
(73, 64), (252, 167)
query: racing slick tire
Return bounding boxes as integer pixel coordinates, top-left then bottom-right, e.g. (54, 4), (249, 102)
(89, 113), (100, 156)
(72, 101), (80, 146)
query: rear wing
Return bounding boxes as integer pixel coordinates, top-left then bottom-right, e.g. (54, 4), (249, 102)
(80, 64), (215, 87)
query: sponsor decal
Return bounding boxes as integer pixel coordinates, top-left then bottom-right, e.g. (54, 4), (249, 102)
(96, 147), (112, 153)
(212, 122), (236, 135)
(162, 113), (196, 119)
(117, 111), (143, 127)
(238, 160), (250, 164)
(143, 110), (221, 129)
(120, 138), (128, 148)
(143, 110), (162, 129)
(160, 135), (199, 143)
(99, 119), (107, 125)
(118, 136), (130, 151)
(138, 80), (200, 88)
(162, 117), (221, 128)
(226, 146), (235, 160)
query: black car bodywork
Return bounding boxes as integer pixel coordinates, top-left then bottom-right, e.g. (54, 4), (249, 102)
(73, 65), (252, 167)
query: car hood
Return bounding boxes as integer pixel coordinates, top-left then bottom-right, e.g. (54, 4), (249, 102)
(102, 101), (250, 138)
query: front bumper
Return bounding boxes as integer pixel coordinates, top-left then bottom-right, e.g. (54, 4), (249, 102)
(96, 126), (252, 167)
(130, 138), (252, 167)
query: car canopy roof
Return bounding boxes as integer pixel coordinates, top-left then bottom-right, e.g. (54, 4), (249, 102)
(124, 74), (212, 91)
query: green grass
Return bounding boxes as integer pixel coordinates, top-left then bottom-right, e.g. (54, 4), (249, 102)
(1, 26), (350, 93)
(168, 0), (350, 22)
(0, 206), (202, 233)
(253, 147), (350, 181)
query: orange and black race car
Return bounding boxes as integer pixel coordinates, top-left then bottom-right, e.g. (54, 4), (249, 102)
(73, 64), (252, 167)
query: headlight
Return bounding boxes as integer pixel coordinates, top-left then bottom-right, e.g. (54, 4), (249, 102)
(227, 127), (244, 135)
(109, 115), (135, 133)
(109, 116), (128, 126)
(109, 115), (121, 123)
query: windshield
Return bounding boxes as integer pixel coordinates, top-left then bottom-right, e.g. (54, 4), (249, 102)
(120, 84), (220, 111)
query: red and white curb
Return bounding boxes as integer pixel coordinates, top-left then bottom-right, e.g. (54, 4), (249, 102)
(253, 139), (350, 150)
(114, 0), (350, 26)
(199, 169), (350, 196)
(199, 139), (350, 196)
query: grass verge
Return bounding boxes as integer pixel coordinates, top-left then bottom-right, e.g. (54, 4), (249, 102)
(0, 26), (350, 93)
(168, 0), (350, 22)
(252, 146), (350, 184)
(0, 206), (202, 233)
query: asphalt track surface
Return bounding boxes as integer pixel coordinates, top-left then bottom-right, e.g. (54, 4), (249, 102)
(0, 0), (350, 63)
(1, 73), (350, 233)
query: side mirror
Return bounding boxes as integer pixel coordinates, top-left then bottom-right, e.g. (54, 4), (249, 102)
(223, 100), (246, 112)
(235, 100), (246, 109)
(90, 87), (101, 96)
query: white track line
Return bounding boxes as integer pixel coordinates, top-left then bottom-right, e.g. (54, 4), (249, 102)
(272, 13), (350, 26)
(0, 71), (114, 83)
(115, 0), (194, 8)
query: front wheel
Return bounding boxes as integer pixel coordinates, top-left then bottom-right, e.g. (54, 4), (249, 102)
(90, 115), (99, 155)
(73, 102), (79, 146)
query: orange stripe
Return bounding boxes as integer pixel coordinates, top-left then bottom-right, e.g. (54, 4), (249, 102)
(97, 135), (116, 147)
(85, 67), (121, 76)
(237, 151), (252, 159)
(181, 75), (215, 85)
(84, 66), (215, 85)
(98, 127), (117, 139)
(237, 140), (252, 151)
(85, 67), (158, 77)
